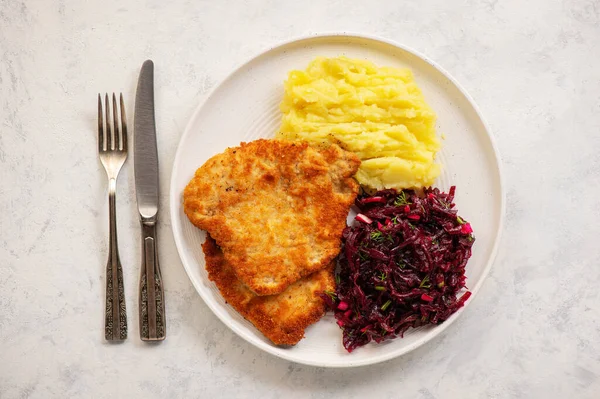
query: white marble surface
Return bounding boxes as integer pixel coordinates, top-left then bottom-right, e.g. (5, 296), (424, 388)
(1, 0), (599, 397)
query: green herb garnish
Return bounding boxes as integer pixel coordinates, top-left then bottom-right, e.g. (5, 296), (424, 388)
(381, 300), (392, 311)
(394, 191), (412, 206)
(375, 286), (386, 291)
(324, 290), (337, 301)
(370, 231), (383, 241)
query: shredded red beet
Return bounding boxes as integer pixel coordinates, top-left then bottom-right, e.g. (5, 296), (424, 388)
(322, 187), (475, 352)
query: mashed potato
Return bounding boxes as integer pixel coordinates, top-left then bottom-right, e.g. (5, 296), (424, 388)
(277, 56), (441, 190)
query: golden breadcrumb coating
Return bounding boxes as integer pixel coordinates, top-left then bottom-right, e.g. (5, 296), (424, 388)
(202, 236), (335, 345)
(184, 139), (359, 295)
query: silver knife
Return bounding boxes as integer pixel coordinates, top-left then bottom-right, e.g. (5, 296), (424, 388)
(134, 60), (166, 341)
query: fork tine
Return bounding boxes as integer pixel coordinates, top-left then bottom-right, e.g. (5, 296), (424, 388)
(120, 93), (128, 151)
(98, 94), (104, 152)
(105, 93), (113, 150)
(112, 93), (120, 150)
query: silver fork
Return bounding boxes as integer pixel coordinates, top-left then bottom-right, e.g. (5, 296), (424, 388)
(98, 93), (128, 341)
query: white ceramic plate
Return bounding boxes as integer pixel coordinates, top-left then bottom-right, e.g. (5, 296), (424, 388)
(170, 34), (504, 367)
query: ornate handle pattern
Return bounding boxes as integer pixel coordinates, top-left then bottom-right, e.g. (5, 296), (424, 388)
(139, 220), (166, 341)
(105, 184), (127, 340)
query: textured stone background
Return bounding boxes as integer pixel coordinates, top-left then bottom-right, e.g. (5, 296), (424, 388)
(1, 0), (599, 397)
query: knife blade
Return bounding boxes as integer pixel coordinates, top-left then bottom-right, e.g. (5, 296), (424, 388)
(134, 60), (159, 220)
(134, 60), (166, 341)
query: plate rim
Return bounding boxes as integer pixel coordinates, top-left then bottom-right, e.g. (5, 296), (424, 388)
(169, 32), (506, 368)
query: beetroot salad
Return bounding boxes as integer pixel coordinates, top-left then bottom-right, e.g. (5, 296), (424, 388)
(322, 186), (475, 352)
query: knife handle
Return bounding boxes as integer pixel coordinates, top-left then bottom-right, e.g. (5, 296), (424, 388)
(139, 219), (166, 341)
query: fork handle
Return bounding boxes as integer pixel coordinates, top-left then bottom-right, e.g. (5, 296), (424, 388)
(139, 219), (166, 341)
(105, 179), (127, 340)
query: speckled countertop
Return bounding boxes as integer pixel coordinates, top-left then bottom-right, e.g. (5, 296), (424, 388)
(1, 0), (599, 398)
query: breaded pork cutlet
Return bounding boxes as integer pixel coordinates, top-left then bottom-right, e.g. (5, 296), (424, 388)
(202, 236), (335, 345)
(184, 139), (360, 296)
